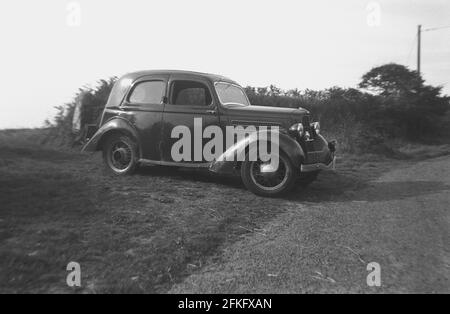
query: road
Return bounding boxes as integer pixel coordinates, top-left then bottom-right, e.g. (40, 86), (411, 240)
(170, 155), (450, 293)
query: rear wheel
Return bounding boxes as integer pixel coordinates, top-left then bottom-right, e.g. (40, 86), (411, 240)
(241, 152), (297, 197)
(102, 134), (138, 175)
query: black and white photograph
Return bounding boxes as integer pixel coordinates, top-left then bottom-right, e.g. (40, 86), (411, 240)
(0, 0), (449, 299)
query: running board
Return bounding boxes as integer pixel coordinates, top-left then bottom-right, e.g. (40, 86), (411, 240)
(139, 159), (211, 168)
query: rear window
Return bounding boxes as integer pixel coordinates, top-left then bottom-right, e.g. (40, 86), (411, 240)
(105, 77), (132, 108)
(129, 81), (166, 104)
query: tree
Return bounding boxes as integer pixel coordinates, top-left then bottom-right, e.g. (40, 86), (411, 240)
(359, 63), (423, 96)
(269, 84), (281, 96)
(286, 88), (301, 98)
(359, 63), (449, 138)
(244, 86), (256, 98)
(257, 87), (268, 96)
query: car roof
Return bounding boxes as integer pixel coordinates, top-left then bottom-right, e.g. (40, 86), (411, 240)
(122, 70), (238, 85)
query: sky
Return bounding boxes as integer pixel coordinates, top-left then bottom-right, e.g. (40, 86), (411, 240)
(0, 0), (449, 129)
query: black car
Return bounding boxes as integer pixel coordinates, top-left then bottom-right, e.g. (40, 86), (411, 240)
(83, 70), (335, 197)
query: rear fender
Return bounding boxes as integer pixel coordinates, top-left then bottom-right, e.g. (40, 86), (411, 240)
(81, 118), (140, 154)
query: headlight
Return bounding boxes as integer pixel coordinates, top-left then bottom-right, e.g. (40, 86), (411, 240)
(289, 123), (304, 136)
(311, 122), (320, 134)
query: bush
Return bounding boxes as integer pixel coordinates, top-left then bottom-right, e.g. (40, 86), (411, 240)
(45, 78), (117, 146)
(244, 64), (449, 152)
(46, 64), (449, 155)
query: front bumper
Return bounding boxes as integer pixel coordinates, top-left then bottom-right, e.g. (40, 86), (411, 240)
(301, 155), (336, 172)
(300, 139), (337, 173)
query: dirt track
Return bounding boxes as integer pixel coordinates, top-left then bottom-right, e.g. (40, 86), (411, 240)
(0, 139), (449, 293)
(171, 155), (450, 293)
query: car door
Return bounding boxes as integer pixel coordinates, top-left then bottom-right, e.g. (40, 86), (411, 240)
(161, 75), (221, 164)
(119, 74), (169, 161)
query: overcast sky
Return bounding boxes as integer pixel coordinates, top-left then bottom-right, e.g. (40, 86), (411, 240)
(0, 0), (449, 129)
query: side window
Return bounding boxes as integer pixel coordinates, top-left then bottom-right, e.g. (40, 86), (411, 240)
(170, 80), (212, 107)
(128, 81), (165, 104)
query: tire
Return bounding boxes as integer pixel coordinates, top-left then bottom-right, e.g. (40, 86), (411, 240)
(102, 134), (138, 175)
(241, 152), (298, 197)
(298, 171), (320, 187)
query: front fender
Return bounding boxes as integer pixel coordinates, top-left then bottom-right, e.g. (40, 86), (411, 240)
(209, 129), (305, 174)
(81, 118), (139, 153)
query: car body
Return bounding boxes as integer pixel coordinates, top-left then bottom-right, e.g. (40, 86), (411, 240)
(83, 70), (336, 196)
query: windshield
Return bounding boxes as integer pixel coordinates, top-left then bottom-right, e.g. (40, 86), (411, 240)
(215, 82), (250, 106)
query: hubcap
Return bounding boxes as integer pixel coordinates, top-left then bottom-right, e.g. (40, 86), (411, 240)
(250, 156), (289, 191)
(109, 141), (132, 171)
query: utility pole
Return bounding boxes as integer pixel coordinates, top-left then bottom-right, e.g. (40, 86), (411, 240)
(417, 24), (421, 75)
(415, 24), (450, 78)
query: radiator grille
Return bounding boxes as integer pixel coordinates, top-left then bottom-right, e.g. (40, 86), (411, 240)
(302, 115), (310, 129)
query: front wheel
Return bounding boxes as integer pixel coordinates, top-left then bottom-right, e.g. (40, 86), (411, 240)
(241, 152), (297, 197)
(102, 134), (138, 175)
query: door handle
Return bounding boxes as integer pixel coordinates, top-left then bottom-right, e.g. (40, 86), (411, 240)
(206, 110), (217, 115)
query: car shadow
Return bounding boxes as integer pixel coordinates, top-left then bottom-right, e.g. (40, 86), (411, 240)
(136, 165), (449, 204)
(136, 165), (245, 189)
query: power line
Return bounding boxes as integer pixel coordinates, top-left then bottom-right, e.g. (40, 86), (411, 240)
(422, 25), (450, 32)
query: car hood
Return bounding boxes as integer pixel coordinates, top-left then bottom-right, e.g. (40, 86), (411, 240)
(224, 104), (309, 128)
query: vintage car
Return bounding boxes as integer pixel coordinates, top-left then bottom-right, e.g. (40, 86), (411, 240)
(82, 70), (336, 197)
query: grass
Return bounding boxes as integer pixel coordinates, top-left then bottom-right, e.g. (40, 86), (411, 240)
(0, 130), (305, 293)
(0, 129), (448, 293)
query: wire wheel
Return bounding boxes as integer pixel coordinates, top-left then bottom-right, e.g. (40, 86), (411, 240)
(249, 158), (289, 191)
(103, 135), (137, 175)
(241, 152), (297, 197)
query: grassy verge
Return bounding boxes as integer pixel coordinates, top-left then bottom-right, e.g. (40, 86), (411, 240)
(0, 129), (448, 293)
